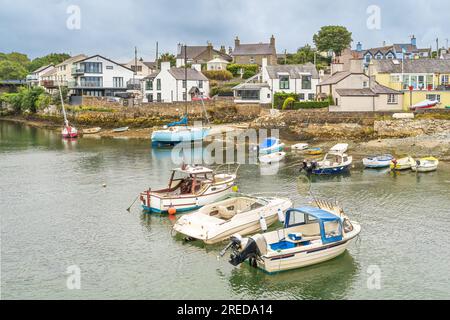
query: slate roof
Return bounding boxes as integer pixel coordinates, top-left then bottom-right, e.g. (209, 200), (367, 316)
(41, 68), (57, 77)
(336, 82), (401, 97)
(168, 68), (208, 81)
(32, 64), (53, 74)
(318, 71), (355, 85)
(177, 46), (232, 61)
(265, 63), (319, 79)
(373, 59), (450, 74)
(233, 43), (275, 56)
(143, 61), (157, 68)
(56, 54), (87, 67)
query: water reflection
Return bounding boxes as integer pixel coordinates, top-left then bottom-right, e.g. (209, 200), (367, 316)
(228, 252), (358, 300)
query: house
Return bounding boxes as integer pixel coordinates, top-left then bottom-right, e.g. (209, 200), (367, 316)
(206, 58), (230, 71)
(176, 43), (232, 67)
(317, 59), (403, 112)
(68, 55), (135, 97)
(42, 54), (87, 92)
(353, 36), (430, 68)
(26, 65), (55, 86)
(369, 59), (450, 109)
(142, 62), (209, 103)
(233, 58), (318, 104)
(231, 35), (278, 66)
(122, 58), (157, 77)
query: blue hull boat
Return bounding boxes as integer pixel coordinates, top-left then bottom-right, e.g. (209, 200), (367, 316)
(363, 154), (394, 168)
(151, 127), (210, 145)
(258, 137), (285, 155)
(301, 151), (353, 175)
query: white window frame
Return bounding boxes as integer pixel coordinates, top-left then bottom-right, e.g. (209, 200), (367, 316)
(387, 94), (398, 104)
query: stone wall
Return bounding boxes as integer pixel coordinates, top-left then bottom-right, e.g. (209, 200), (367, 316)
(374, 119), (450, 138)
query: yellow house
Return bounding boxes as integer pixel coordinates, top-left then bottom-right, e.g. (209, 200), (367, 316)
(369, 59), (450, 110)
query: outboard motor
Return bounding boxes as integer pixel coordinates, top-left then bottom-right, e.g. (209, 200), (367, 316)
(229, 235), (265, 267)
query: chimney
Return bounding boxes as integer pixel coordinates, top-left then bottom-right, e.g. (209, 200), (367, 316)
(356, 42), (363, 52)
(177, 43), (182, 55)
(220, 45), (226, 54)
(206, 41), (213, 58)
(383, 41), (386, 47)
(161, 61), (171, 71)
(349, 58), (363, 73)
(270, 35), (275, 47)
(411, 35), (417, 46)
(192, 64), (202, 72)
(331, 62), (344, 75)
(228, 46), (233, 55)
(234, 36), (240, 48)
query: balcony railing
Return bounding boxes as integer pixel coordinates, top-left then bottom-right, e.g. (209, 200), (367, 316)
(71, 66), (85, 75)
(127, 79), (142, 90)
(42, 80), (68, 88)
(68, 81), (103, 88)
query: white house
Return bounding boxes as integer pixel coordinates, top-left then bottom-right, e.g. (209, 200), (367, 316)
(142, 62), (209, 103)
(233, 58), (319, 104)
(26, 65), (55, 87)
(206, 57), (230, 71)
(69, 55), (135, 97)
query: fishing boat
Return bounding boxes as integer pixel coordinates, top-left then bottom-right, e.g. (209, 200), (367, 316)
(57, 83), (78, 139)
(410, 99), (439, 111)
(363, 154), (394, 169)
(112, 127), (129, 133)
(291, 143), (309, 151)
(221, 200), (361, 273)
(300, 151), (353, 175)
(173, 194), (292, 245)
(411, 157), (439, 172)
(140, 164), (239, 214)
(330, 143), (349, 153)
(390, 156), (415, 171)
(305, 147), (323, 155)
(257, 137), (285, 155)
(82, 127), (102, 134)
(259, 152), (286, 165)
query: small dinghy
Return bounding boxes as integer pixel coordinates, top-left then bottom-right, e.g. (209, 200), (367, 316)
(411, 157), (439, 172)
(390, 156), (415, 171)
(305, 147), (323, 155)
(140, 164), (239, 214)
(173, 194), (292, 245)
(330, 143), (349, 153)
(363, 154), (394, 169)
(291, 143), (309, 151)
(221, 200), (361, 273)
(410, 99), (439, 111)
(82, 127), (102, 134)
(259, 152), (286, 165)
(113, 127), (129, 133)
(300, 151), (352, 175)
(257, 137), (285, 155)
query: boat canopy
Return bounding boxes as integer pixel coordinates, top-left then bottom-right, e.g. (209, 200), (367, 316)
(260, 137), (279, 148)
(284, 207), (343, 244)
(167, 116), (188, 128)
(173, 165), (214, 175)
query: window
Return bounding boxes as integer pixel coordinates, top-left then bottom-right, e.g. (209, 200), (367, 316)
(279, 76), (289, 89)
(146, 80), (153, 90)
(308, 93), (315, 101)
(365, 54), (372, 63)
(418, 76), (425, 90)
(375, 53), (383, 60)
(410, 75), (418, 89)
(299, 93), (305, 101)
(301, 76), (312, 90)
(113, 77), (124, 88)
(363, 81), (369, 88)
(182, 80), (187, 88)
(106, 66), (113, 70)
(287, 211), (305, 227)
(198, 80), (203, 89)
(80, 76), (102, 87)
(250, 57), (255, 64)
(387, 94), (398, 104)
(156, 79), (161, 90)
(237, 90), (260, 101)
(442, 75), (449, 85)
(402, 75), (410, 90)
(390, 75), (401, 83)
(183, 92), (187, 101)
(386, 53), (395, 59)
(83, 62), (102, 73)
(147, 94), (153, 102)
(426, 94), (441, 102)
(131, 65), (142, 72)
(426, 75), (434, 89)
(157, 93), (161, 102)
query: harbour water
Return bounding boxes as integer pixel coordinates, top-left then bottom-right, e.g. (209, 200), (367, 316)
(1, 120), (449, 300)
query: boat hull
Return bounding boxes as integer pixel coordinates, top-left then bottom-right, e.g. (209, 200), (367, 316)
(363, 157), (393, 169)
(312, 164), (351, 175)
(151, 127), (209, 145)
(259, 144), (285, 155)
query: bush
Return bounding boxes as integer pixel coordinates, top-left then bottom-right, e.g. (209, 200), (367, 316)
(226, 64), (259, 77)
(210, 87), (233, 97)
(242, 70), (256, 79)
(36, 94), (51, 110)
(282, 97), (296, 110)
(274, 92), (299, 108)
(289, 101), (329, 110)
(202, 70), (233, 81)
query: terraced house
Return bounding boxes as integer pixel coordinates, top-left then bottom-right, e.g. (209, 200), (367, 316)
(369, 59), (450, 109)
(231, 35), (278, 66)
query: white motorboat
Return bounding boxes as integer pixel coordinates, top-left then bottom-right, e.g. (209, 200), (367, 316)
(390, 156), (415, 171)
(300, 151), (353, 175)
(259, 152), (286, 165)
(411, 157), (439, 172)
(222, 200), (361, 273)
(140, 164), (239, 214)
(173, 194), (293, 245)
(330, 143), (349, 153)
(363, 154), (394, 168)
(291, 143), (309, 151)
(410, 99), (439, 111)
(257, 137), (285, 155)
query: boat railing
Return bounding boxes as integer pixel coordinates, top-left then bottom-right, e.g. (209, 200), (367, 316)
(213, 163), (241, 177)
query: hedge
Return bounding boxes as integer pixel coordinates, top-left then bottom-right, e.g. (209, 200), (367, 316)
(226, 64), (259, 77)
(274, 92), (299, 108)
(210, 86), (234, 97)
(202, 70), (233, 81)
(289, 101), (329, 110)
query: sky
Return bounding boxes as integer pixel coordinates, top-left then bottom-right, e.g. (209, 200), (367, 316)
(0, 0), (449, 62)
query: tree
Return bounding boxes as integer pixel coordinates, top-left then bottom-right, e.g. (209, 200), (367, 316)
(0, 60), (28, 80)
(27, 53), (70, 72)
(313, 26), (352, 56)
(157, 53), (176, 68)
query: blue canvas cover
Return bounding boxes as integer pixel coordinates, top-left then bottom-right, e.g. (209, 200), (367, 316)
(260, 137), (278, 149)
(167, 116), (188, 127)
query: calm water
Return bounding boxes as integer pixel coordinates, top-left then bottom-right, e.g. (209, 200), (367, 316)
(1, 120), (449, 300)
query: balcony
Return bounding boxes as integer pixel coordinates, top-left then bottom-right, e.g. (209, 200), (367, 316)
(68, 81), (103, 89)
(127, 79), (142, 90)
(42, 80), (68, 88)
(71, 66), (85, 75)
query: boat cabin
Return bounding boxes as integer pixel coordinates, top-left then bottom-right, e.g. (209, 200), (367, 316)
(167, 166), (215, 195)
(321, 152), (349, 166)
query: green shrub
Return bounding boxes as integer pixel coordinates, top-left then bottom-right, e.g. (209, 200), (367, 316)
(242, 70), (256, 79)
(202, 70), (233, 81)
(289, 101), (329, 110)
(274, 92), (299, 108)
(282, 97), (296, 110)
(226, 64), (259, 77)
(210, 87), (233, 97)
(36, 94), (51, 110)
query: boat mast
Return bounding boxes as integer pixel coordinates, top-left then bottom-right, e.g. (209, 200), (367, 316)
(57, 81), (68, 126)
(184, 44), (188, 125)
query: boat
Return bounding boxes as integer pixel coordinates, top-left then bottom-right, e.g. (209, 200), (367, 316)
(257, 137), (285, 155)
(259, 152), (286, 165)
(82, 127), (102, 134)
(305, 147), (323, 155)
(330, 143), (349, 153)
(291, 143), (309, 151)
(140, 164), (239, 214)
(363, 154), (394, 169)
(112, 127), (129, 133)
(410, 99), (439, 111)
(151, 126), (209, 146)
(390, 156), (415, 171)
(300, 151), (353, 175)
(221, 200), (361, 273)
(173, 194), (293, 244)
(57, 83), (78, 139)
(411, 157), (439, 172)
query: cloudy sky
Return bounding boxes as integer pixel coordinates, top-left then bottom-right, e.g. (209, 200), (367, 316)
(0, 0), (449, 62)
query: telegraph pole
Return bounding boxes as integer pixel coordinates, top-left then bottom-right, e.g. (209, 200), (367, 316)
(184, 44), (188, 121)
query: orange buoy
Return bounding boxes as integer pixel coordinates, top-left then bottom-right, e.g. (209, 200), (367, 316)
(168, 207), (177, 215)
